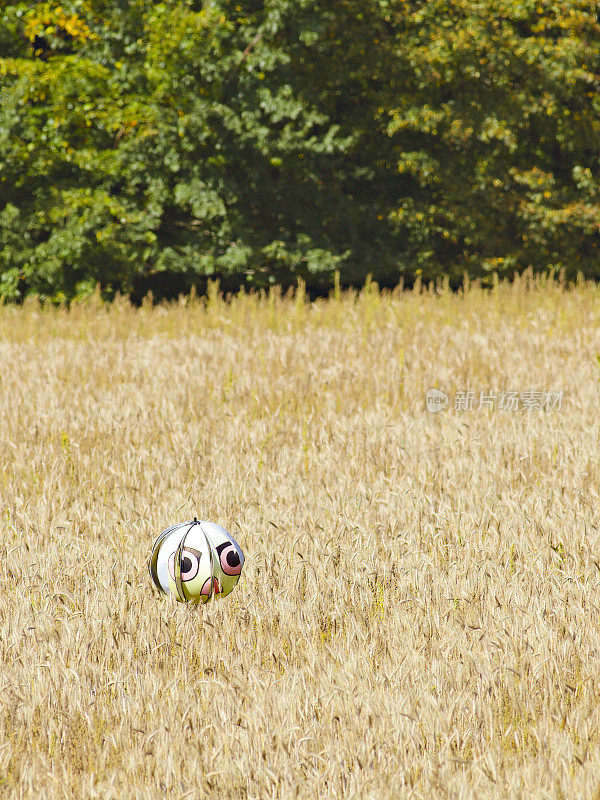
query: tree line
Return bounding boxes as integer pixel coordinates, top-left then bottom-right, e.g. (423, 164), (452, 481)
(1, 0), (600, 301)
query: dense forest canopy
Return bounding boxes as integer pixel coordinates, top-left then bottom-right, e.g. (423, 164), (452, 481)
(1, 0), (600, 300)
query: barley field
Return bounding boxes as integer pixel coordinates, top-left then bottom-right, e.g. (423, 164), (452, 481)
(1, 277), (600, 800)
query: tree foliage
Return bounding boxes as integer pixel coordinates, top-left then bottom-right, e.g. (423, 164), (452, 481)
(1, 0), (600, 300)
(388, 0), (600, 284)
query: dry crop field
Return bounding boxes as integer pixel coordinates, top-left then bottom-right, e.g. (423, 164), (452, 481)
(1, 277), (600, 800)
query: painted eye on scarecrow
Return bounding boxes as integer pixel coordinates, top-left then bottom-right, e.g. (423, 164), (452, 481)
(216, 541), (242, 576)
(168, 549), (200, 582)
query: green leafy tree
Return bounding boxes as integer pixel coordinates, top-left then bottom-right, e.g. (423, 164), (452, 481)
(0, 0), (397, 299)
(2, 0), (600, 300)
(386, 0), (600, 283)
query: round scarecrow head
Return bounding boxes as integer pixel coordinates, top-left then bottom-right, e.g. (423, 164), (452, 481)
(148, 519), (244, 603)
